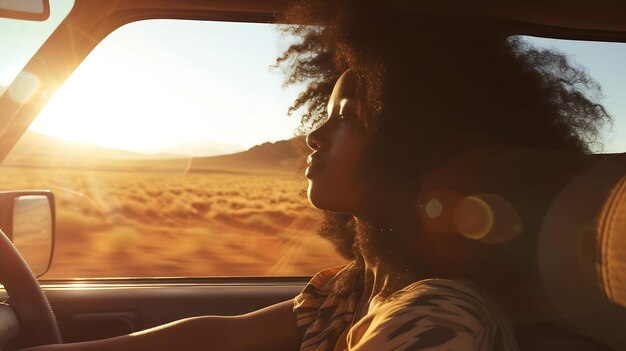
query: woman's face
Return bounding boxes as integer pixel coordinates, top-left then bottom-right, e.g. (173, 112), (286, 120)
(305, 71), (372, 215)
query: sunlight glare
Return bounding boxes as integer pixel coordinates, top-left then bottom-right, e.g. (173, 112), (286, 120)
(9, 71), (40, 104)
(29, 20), (301, 156)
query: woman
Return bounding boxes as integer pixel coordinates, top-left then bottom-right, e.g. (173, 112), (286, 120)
(292, 69), (522, 350)
(270, 0), (611, 349)
(22, 0), (611, 350)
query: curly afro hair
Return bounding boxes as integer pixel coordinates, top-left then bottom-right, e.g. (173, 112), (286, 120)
(275, 0), (613, 298)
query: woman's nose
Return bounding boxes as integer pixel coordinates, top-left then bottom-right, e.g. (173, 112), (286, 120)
(306, 121), (329, 151)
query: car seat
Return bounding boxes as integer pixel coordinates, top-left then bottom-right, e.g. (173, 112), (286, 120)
(417, 148), (626, 350)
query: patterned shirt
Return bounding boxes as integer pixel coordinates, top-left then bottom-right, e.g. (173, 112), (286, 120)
(294, 265), (519, 351)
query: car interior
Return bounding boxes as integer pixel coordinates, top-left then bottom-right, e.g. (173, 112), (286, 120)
(0, 1), (625, 350)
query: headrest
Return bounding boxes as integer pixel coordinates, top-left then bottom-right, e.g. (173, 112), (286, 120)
(539, 152), (626, 350)
(416, 148), (626, 349)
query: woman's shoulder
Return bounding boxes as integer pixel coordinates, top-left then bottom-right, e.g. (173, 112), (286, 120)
(293, 265), (354, 343)
(386, 279), (509, 328)
(366, 278), (502, 327)
(305, 265), (347, 291)
(293, 265), (350, 313)
(348, 278), (519, 350)
(294, 265), (347, 307)
(389, 278), (500, 314)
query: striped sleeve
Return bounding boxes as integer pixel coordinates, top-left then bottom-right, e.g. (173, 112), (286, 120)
(347, 279), (519, 351)
(293, 265), (347, 340)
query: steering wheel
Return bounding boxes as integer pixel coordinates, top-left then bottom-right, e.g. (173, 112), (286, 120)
(0, 229), (62, 348)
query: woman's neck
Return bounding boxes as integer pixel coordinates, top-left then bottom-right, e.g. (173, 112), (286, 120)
(352, 213), (431, 304)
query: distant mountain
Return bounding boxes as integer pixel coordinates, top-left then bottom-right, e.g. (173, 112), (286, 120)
(186, 138), (308, 173)
(2, 131), (174, 169)
(158, 140), (244, 157)
(2, 130), (308, 174)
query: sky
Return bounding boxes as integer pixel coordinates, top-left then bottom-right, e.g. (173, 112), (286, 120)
(28, 19), (303, 156)
(0, 0), (73, 87)
(524, 36), (626, 153)
(1, 1), (625, 155)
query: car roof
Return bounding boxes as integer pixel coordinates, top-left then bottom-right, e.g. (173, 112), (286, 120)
(89, 0), (626, 35)
(388, 0), (626, 38)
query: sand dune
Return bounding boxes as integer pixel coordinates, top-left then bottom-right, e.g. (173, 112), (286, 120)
(4, 131), (307, 174)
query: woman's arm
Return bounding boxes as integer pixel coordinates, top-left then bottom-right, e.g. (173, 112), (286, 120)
(20, 299), (300, 351)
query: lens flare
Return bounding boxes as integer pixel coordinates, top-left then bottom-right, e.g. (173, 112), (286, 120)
(183, 157), (194, 175)
(453, 196), (494, 240)
(417, 189), (462, 234)
(453, 194), (522, 244)
(425, 198), (443, 218)
(9, 71), (40, 104)
(419, 189), (522, 244)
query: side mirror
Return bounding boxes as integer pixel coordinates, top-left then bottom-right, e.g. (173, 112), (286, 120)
(0, 190), (55, 277)
(0, 0), (50, 21)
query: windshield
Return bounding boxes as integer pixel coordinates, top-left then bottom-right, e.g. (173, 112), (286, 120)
(0, 0), (74, 97)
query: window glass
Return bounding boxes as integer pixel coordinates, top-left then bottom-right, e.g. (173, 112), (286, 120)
(522, 36), (626, 153)
(1, 20), (346, 279)
(0, 0), (74, 98)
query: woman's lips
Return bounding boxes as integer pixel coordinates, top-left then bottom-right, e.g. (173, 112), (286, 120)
(305, 154), (325, 178)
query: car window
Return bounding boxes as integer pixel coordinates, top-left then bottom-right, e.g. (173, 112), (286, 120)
(1, 20), (346, 279)
(0, 0), (74, 99)
(522, 36), (626, 153)
(0, 21), (624, 280)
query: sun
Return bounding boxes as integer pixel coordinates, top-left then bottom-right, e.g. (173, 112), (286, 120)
(28, 20), (302, 156)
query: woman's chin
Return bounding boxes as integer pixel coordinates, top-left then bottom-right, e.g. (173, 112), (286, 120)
(306, 187), (324, 210)
(307, 187), (332, 211)
(307, 187), (350, 213)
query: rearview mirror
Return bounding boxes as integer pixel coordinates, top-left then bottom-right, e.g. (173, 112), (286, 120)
(0, 190), (55, 277)
(0, 0), (50, 21)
